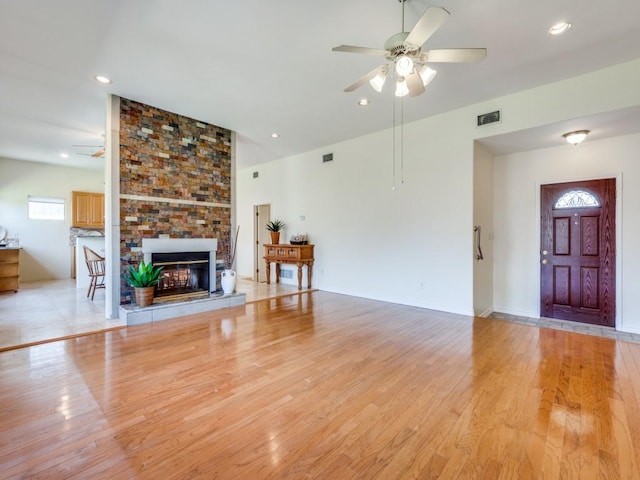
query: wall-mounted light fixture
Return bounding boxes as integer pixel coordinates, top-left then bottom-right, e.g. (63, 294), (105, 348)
(563, 130), (589, 145)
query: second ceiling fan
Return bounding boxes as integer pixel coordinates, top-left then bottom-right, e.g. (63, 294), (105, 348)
(332, 1), (487, 97)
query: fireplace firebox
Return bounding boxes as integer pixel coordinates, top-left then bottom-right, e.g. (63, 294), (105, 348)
(152, 251), (209, 301)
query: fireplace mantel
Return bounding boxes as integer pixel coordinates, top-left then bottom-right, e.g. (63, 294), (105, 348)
(142, 238), (217, 255)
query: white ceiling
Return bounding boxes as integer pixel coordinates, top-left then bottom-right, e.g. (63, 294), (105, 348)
(1, 0), (640, 171)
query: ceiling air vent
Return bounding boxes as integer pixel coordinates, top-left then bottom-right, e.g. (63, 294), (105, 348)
(477, 110), (501, 127)
(323, 153), (333, 163)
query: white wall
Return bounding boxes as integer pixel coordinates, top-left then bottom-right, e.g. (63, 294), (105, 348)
(236, 58), (640, 319)
(238, 109), (478, 316)
(493, 133), (640, 333)
(0, 157), (104, 282)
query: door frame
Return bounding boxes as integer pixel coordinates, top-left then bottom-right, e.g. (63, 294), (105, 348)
(254, 204), (271, 282)
(534, 174), (622, 329)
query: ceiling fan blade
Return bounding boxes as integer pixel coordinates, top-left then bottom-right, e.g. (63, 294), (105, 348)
(406, 71), (425, 97)
(405, 6), (450, 48)
(332, 45), (388, 57)
(424, 48), (487, 63)
(344, 65), (387, 92)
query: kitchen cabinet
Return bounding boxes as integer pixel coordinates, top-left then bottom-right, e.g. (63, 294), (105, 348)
(0, 248), (20, 292)
(72, 191), (104, 227)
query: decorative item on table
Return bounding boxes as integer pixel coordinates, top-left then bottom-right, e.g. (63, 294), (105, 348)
(122, 260), (164, 307)
(266, 219), (286, 244)
(290, 233), (308, 245)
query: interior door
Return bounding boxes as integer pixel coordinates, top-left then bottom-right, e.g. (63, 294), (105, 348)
(254, 204), (271, 282)
(540, 179), (615, 326)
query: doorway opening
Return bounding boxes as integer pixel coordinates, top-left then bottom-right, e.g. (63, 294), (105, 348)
(254, 204), (271, 282)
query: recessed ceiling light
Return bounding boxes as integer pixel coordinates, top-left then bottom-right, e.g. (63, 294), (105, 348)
(94, 75), (113, 85)
(548, 22), (571, 36)
(59, 152), (69, 158)
(358, 98), (369, 106)
(271, 133), (280, 138)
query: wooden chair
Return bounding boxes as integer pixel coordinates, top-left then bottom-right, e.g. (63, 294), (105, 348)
(83, 245), (105, 300)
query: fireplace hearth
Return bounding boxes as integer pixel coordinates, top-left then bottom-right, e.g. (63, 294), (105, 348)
(122, 238), (244, 325)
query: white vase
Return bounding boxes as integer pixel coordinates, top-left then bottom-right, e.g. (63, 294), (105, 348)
(221, 269), (236, 295)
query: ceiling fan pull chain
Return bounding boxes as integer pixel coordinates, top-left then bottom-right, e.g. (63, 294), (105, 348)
(392, 94), (397, 190)
(400, 97), (404, 185)
(392, 94), (405, 190)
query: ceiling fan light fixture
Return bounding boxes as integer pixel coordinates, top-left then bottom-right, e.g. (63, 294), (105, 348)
(395, 55), (414, 77)
(563, 130), (589, 145)
(369, 72), (387, 92)
(395, 79), (409, 97)
(418, 65), (437, 86)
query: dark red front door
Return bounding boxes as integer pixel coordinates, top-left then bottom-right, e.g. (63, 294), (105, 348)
(540, 179), (616, 326)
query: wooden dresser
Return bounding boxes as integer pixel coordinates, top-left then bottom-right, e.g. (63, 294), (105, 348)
(0, 248), (20, 292)
(264, 244), (314, 290)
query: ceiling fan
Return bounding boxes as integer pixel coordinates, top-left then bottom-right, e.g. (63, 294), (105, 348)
(332, 1), (487, 97)
(72, 144), (105, 158)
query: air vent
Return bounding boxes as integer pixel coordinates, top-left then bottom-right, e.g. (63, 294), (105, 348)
(477, 110), (501, 127)
(323, 153), (334, 163)
(253, 171), (259, 178)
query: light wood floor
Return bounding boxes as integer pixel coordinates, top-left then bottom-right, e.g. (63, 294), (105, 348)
(0, 278), (310, 352)
(1, 291), (639, 479)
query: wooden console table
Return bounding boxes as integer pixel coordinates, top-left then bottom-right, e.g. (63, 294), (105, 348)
(264, 244), (314, 290)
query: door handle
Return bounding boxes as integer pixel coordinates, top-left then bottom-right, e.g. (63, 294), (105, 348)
(474, 226), (484, 261)
(542, 259), (548, 264)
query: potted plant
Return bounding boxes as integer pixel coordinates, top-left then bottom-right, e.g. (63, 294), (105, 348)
(123, 260), (164, 306)
(266, 219), (285, 244)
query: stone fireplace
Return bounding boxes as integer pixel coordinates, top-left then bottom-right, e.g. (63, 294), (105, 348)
(117, 97), (232, 307)
(142, 238), (218, 301)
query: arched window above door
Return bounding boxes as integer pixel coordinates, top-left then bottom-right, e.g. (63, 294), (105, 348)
(554, 190), (600, 209)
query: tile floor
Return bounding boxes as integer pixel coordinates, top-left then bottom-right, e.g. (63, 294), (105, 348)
(488, 311), (640, 344)
(0, 277), (312, 351)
